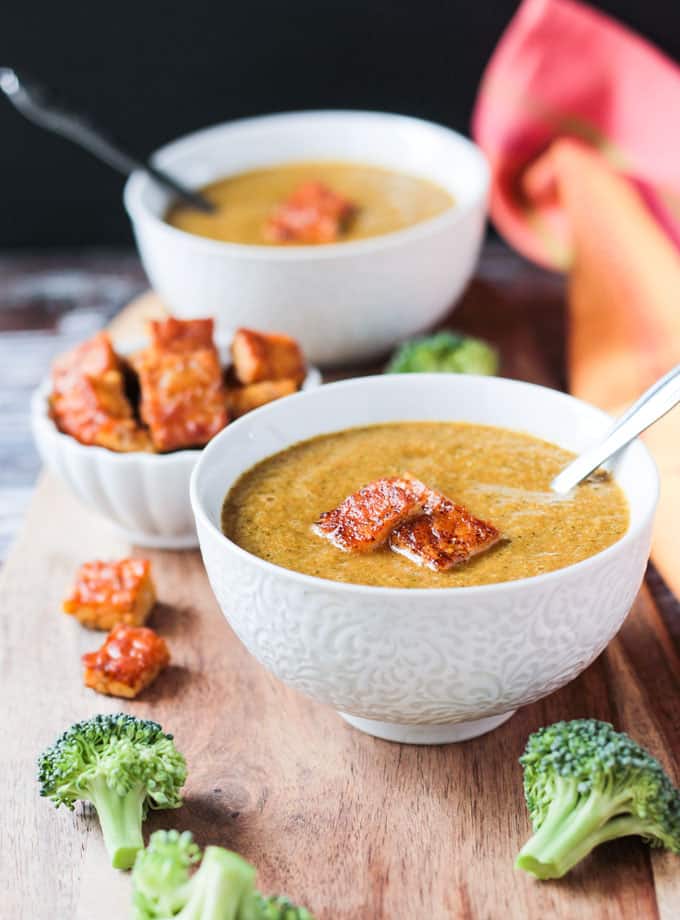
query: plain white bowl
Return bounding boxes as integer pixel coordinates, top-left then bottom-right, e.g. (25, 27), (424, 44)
(190, 374), (659, 744)
(31, 337), (321, 549)
(124, 110), (489, 366)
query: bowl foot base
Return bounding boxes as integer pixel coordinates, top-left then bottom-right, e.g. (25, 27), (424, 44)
(108, 523), (198, 550)
(338, 710), (516, 744)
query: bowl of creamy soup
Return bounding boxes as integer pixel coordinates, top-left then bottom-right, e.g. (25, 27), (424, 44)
(190, 374), (659, 744)
(124, 111), (488, 365)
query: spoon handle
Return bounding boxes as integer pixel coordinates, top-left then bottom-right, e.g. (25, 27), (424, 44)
(551, 361), (680, 495)
(0, 68), (214, 213)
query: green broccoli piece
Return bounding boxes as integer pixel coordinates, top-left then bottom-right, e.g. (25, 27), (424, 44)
(132, 830), (314, 920)
(516, 719), (680, 880)
(386, 331), (498, 375)
(255, 894), (314, 920)
(38, 713), (187, 870)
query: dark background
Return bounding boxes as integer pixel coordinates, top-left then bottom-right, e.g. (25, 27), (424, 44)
(1, 0), (678, 248)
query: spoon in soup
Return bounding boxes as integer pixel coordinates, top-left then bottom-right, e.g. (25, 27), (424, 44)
(551, 361), (680, 495)
(0, 67), (215, 213)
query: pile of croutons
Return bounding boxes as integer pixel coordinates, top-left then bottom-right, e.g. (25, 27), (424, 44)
(50, 318), (307, 453)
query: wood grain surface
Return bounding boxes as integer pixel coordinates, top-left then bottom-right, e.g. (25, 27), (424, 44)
(3, 256), (680, 919)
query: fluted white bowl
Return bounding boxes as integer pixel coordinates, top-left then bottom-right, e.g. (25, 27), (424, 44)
(124, 110), (489, 365)
(190, 374), (659, 743)
(31, 339), (321, 549)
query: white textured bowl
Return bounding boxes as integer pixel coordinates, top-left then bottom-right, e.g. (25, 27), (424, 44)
(190, 374), (659, 744)
(124, 110), (489, 365)
(31, 339), (321, 549)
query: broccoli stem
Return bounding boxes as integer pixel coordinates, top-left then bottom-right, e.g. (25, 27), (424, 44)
(516, 778), (650, 879)
(89, 776), (146, 870)
(178, 847), (257, 920)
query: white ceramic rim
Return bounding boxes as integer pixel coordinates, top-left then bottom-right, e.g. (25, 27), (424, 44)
(32, 335), (322, 466)
(123, 109), (489, 261)
(190, 374), (660, 597)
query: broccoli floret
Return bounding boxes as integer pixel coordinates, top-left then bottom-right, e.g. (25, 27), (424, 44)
(38, 713), (187, 870)
(516, 719), (680, 879)
(386, 331), (498, 375)
(132, 830), (314, 920)
(255, 894), (314, 919)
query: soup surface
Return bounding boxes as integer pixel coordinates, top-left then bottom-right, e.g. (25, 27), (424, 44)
(166, 161), (454, 245)
(221, 422), (629, 588)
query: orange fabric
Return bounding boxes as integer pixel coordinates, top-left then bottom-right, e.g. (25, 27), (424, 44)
(521, 141), (680, 403)
(472, 0), (680, 269)
(472, 0), (680, 596)
(528, 140), (680, 595)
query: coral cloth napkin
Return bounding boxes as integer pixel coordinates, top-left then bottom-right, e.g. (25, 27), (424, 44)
(472, 0), (680, 597)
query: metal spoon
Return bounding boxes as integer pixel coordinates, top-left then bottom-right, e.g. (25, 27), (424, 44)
(551, 361), (680, 495)
(0, 67), (215, 213)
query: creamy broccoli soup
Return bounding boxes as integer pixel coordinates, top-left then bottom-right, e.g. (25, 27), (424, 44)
(221, 422), (629, 589)
(166, 161), (454, 245)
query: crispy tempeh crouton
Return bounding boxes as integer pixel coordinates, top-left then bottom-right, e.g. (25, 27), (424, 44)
(147, 316), (215, 352)
(231, 328), (306, 385)
(136, 317), (229, 451)
(314, 473), (503, 567)
(263, 181), (357, 244)
(50, 333), (152, 452)
(63, 558), (156, 630)
(52, 376), (152, 452)
(52, 332), (118, 389)
(225, 378), (299, 418)
(312, 474), (435, 553)
(51, 320), (308, 452)
(389, 504), (502, 571)
(82, 624), (170, 699)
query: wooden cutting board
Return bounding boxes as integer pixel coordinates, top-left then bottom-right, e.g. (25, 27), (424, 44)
(3, 282), (680, 919)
